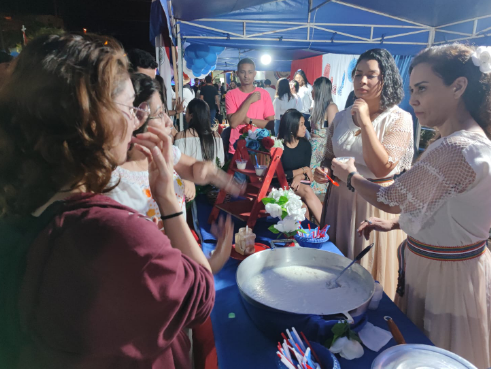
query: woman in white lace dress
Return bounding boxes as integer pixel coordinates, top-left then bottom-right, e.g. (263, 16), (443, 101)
(332, 44), (491, 368)
(314, 49), (413, 299)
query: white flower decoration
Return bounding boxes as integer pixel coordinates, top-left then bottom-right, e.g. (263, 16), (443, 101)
(471, 46), (491, 74)
(329, 337), (364, 360)
(285, 199), (306, 222)
(269, 188), (283, 201)
(274, 215), (299, 233)
(265, 203), (283, 219)
(272, 137), (284, 149)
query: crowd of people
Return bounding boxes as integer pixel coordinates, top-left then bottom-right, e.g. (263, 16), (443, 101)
(0, 31), (490, 368)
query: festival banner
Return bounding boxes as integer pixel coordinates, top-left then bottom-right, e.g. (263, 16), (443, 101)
(321, 54), (359, 109)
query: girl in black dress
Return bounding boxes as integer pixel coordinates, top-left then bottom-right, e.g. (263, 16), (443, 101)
(278, 109), (323, 223)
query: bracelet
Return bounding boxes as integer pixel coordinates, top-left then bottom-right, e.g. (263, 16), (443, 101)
(161, 211), (183, 221)
(347, 171), (358, 192)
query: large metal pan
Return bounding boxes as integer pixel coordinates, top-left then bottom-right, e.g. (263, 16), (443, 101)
(237, 241), (375, 324)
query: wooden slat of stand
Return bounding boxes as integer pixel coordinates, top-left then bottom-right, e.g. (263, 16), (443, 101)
(215, 200), (267, 222)
(208, 139), (289, 229)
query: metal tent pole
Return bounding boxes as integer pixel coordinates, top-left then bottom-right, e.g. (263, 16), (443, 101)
(177, 22), (184, 131)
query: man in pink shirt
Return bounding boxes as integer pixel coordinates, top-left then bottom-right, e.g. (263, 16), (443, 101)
(225, 58), (275, 154)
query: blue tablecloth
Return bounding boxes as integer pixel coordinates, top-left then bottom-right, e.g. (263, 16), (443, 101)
(194, 196), (433, 368)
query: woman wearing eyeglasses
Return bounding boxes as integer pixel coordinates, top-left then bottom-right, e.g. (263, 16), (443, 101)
(107, 73), (238, 228)
(0, 33), (234, 369)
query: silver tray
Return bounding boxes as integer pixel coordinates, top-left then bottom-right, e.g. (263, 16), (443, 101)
(236, 244), (375, 322)
(372, 344), (477, 369)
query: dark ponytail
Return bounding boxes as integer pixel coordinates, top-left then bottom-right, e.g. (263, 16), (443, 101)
(186, 99), (217, 161)
(410, 44), (491, 139)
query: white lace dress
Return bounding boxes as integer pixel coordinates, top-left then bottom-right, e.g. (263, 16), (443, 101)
(378, 130), (491, 368)
(322, 105), (413, 299)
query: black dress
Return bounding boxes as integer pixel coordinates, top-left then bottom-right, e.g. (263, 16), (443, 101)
(280, 138), (312, 184)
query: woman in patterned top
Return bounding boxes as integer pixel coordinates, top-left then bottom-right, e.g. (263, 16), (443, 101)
(108, 73), (240, 229)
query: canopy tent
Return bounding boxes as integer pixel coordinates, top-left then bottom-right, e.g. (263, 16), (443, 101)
(152, 0), (491, 72)
(151, 0), (491, 128)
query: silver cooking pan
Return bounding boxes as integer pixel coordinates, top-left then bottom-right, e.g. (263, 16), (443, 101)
(236, 240), (375, 323)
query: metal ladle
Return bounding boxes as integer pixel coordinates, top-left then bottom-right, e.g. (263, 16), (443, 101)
(327, 243), (375, 289)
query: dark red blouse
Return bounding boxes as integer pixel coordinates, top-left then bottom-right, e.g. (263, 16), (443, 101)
(17, 194), (215, 368)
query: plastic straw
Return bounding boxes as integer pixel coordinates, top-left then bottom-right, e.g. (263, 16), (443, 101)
(283, 341), (292, 362)
(292, 328), (306, 352)
(278, 353), (296, 369)
(300, 332), (323, 369)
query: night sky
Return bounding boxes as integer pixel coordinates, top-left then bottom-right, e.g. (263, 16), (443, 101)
(0, 0), (155, 53)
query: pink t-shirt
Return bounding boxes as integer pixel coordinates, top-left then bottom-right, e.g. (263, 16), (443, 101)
(225, 87), (275, 154)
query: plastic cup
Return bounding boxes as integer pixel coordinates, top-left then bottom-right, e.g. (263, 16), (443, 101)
(336, 156), (354, 164)
(236, 160), (247, 169)
(255, 165), (267, 176)
(369, 281), (384, 310)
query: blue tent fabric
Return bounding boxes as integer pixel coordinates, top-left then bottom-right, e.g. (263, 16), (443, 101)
(153, 0), (491, 62)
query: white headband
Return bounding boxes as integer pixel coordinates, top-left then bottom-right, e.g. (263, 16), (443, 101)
(471, 46), (491, 74)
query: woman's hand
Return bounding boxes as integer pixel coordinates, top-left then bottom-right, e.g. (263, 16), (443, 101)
(209, 214), (234, 274)
(183, 179), (196, 202)
(194, 161), (245, 197)
(175, 97), (185, 114)
(331, 158), (357, 183)
(313, 167), (330, 184)
(351, 99), (371, 126)
(357, 217), (400, 240)
(132, 126), (179, 212)
(304, 167), (314, 182)
(290, 174), (303, 191)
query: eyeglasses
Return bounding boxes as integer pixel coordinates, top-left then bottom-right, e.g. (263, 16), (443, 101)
(148, 105), (165, 121)
(116, 102), (151, 121)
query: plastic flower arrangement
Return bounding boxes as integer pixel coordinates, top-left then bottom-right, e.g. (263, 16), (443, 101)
(261, 188), (307, 237)
(234, 124), (278, 152)
(326, 321), (364, 360)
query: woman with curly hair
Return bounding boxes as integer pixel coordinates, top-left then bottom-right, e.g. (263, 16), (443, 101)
(332, 43), (491, 367)
(314, 48), (413, 299)
(0, 33), (237, 368)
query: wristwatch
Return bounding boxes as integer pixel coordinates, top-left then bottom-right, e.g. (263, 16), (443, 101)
(249, 118), (253, 125)
(347, 171), (358, 192)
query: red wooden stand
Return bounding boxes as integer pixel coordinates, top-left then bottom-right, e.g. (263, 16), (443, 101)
(208, 139), (289, 229)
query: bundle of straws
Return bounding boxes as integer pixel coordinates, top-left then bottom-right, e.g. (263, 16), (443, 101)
(277, 327), (323, 369)
(297, 225), (330, 239)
